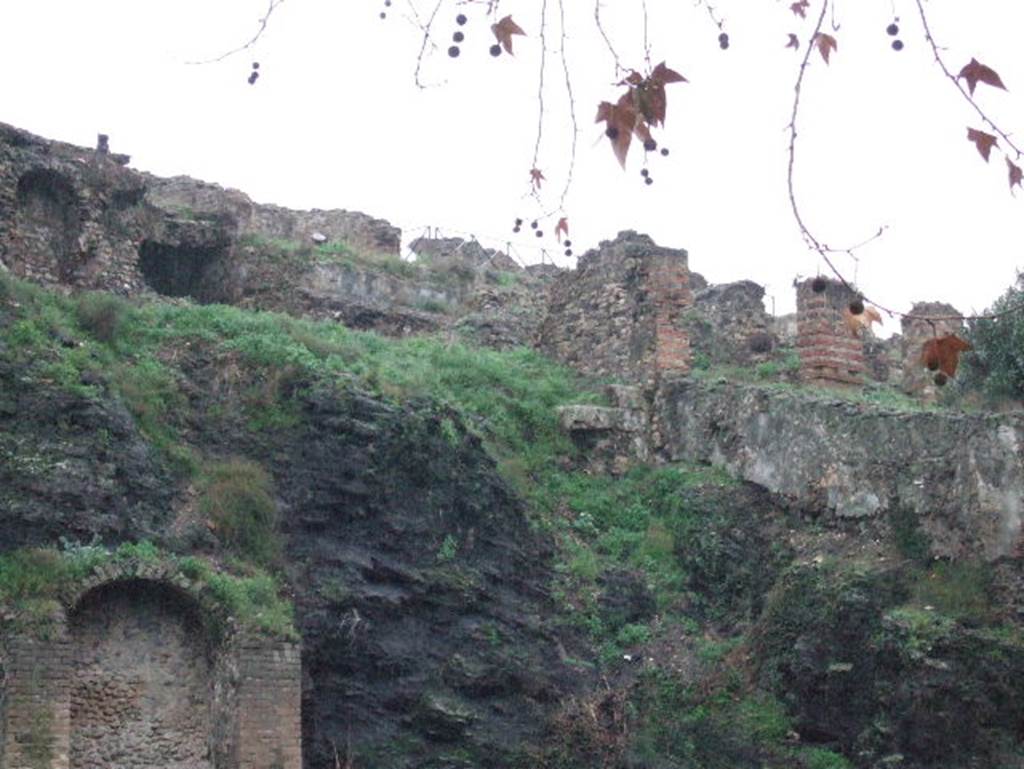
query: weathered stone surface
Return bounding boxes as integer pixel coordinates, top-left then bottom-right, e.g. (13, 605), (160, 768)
(656, 378), (1024, 558)
(537, 231), (692, 386)
(409, 236), (520, 273)
(557, 387), (649, 475)
(688, 280), (775, 365)
(900, 301), (964, 399)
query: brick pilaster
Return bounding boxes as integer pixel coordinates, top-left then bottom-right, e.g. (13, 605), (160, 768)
(796, 277), (865, 386)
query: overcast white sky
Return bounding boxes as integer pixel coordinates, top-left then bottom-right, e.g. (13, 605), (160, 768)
(2, 0), (1023, 328)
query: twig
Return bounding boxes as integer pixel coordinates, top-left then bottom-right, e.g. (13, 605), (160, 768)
(186, 0), (285, 65)
(554, 0), (578, 215)
(412, 0), (446, 89)
(788, 2), (1024, 323)
(641, 0), (652, 70)
(913, 0), (1022, 159)
(694, 0), (724, 30)
(531, 0), (550, 201)
(594, 0), (625, 76)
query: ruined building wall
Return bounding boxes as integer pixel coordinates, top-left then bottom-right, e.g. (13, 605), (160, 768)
(69, 582), (212, 769)
(1, 570), (301, 769)
(0, 123), (400, 304)
(1, 634), (73, 769)
(796, 277), (866, 385)
(537, 231), (692, 386)
(656, 378), (1024, 560)
(900, 301), (964, 398)
(688, 280), (775, 365)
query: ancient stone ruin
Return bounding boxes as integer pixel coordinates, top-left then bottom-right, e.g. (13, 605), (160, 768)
(0, 560), (300, 769)
(795, 277), (867, 385)
(537, 231), (693, 387)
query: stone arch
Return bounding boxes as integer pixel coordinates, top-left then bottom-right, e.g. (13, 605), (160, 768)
(68, 578), (215, 769)
(1, 557), (301, 769)
(14, 168), (84, 281)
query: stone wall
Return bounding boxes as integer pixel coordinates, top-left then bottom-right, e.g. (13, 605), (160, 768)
(145, 176), (401, 258)
(234, 640), (302, 769)
(655, 379), (1024, 559)
(900, 301), (964, 398)
(0, 566), (301, 769)
(69, 581), (212, 769)
(0, 124), (157, 294)
(537, 231), (692, 386)
(796, 277), (866, 385)
(1, 636), (72, 769)
(0, 123), (400, 305)
(688, 280), (775, 365)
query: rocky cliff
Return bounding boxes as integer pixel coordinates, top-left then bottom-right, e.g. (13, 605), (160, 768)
(1, 122), (1023, 769)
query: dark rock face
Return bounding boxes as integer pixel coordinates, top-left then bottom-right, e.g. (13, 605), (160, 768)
(0, 359), (176, 549)
(207, 385), (583, 768)
(753, 564), (1024, 769)
(0, 335), (587, 769)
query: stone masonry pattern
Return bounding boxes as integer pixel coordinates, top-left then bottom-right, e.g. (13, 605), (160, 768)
(538, 231), (692, 386)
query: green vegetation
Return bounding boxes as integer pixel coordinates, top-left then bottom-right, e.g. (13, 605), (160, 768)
(961, 275), (1024, 404)
(4, 270), (1021, 769)
(905, 560), (996, 625)
(436, 534), (458, 563)
(0, 539), (295, 638)
(545, 463), (787, 656)
(624, 664), (818, 769)
(199, 458), (280, 567)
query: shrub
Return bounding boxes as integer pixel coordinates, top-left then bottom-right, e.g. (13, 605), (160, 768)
(909, 560), (995, 625)
(75, 291), (128, 343)
(199, 458), (280, 566)
(962, 275), (1024, 401)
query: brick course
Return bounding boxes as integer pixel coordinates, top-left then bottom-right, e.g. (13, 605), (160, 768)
(0, 571), (300, 769)
(796, 277), (866, 385)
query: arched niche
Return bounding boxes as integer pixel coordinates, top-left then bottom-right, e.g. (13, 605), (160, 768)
(1, 559), (301, 769)
(14, 168), (83, 280)
(68, 579), (215, 769)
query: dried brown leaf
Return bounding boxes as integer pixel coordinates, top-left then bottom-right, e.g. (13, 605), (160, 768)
(1008, 158), (1023, 192)
(649, 61), (687, 86)
(555, 217), (569, 240)
(920, 334), (972, 378)
(843, 306), (882, 338)
(530, 168), (545, 189)
(491, 15), (526, 55)
(596, 96), (638, 168)
(814, 33), (837, 64)
(786, 33), (800, 50)
(790, 1), (810, 18)
(967, 127), (998, 162)
(957, 58), (1008, 96)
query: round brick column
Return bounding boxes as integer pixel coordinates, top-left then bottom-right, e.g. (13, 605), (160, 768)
(796, 277), (865, 385)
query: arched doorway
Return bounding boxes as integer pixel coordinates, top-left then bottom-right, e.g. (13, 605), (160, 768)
(69, 579), (213, 769)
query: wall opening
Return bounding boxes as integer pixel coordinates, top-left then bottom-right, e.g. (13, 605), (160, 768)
(15, 168), (83, 280)
(137, 241), (226, 300)
(69, 579), (214, 769)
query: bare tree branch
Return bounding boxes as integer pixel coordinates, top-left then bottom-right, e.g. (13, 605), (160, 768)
(555, 0), (578, 215)
(594, 0), (626, 76)
(787, 2), (1023, 324)
(913, 0), (1022, 159)
(186, 0), (285, 65)
(531, 0), (550, 202)
(413, 0), (446, 89)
